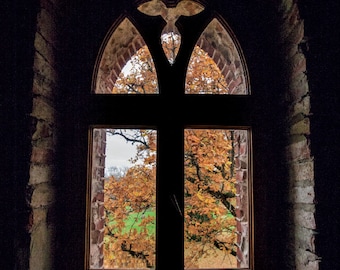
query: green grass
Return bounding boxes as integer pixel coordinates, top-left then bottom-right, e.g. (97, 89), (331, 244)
(106, 208), (156, 235)
(124, 209), (156, 234)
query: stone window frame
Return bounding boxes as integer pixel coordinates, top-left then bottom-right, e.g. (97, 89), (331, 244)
(86, 2), (254, 270)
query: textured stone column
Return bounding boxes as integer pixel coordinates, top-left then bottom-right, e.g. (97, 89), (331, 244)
(277, 1), (319, 269)
(28, 0), (62, 269)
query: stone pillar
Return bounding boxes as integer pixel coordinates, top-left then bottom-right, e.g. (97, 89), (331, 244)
(28, 0), (62, 269)
(233, 130), (250, 267)
(277, 1), (319, 269)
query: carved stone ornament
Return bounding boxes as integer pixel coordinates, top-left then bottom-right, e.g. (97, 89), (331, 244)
(138, 0), (204, 64)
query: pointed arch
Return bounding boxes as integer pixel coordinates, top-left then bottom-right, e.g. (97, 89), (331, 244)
(89, 4), (253, 270)
(184, 15), (252, 268)
(186, 17), (249, 95)
(93, 17), (158, 94)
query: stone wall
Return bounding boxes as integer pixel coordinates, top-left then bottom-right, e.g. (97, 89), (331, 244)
(28, 0), (63, 268)
(277, 1), (319, 269)
(25, 0), (320, 269)
(89, 129), (106, 268)
(233, 130), (250, 267)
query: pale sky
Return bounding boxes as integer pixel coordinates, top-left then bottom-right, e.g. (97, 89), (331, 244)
(104, 62), (139, 172)
(105, 132), (137, 170)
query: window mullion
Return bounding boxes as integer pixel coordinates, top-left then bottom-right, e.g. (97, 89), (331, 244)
(157, 124), (184, 269)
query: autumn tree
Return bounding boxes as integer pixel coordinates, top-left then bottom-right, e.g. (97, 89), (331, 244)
(184, 129), (237, 268)
(112, 34), (230, 94)
(104, 129), (157, 268)
(185, 46), (229, 94)
(112, 48), (158, 94)
(104, 36), (238, 268)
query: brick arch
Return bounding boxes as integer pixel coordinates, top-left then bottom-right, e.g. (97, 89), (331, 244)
(95, 15), (248, 96)
(94, 17), (147, 94)
(95, 17), (248, 95)
(195, 18), (249, 94)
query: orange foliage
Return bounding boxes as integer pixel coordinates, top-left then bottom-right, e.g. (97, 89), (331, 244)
(103, 129), (238, 268)
(112, 47), (158, 94)
(104, 130), (157, 268)
(184, 129), (237, 267)
(104, 37), (238, 269)
(185, 46), (229, 94)
(112, 36), (229, 94)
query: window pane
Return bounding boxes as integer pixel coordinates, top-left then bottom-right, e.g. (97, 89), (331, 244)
(185, 19), (249, 95)
(184, 129), (250, 268)
(94, 18), (158, 94)
(111, 47), (158, 94)
(89, 129), (157, 269)
(185, 46), (229, 94)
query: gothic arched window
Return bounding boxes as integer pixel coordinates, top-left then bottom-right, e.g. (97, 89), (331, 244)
(88, 1), (253, 269)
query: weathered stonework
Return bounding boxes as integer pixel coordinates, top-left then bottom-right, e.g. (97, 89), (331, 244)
(25, 1), (320, 269)
(277, 0), (319, 269)
(89, 129), (106, 268)
(28, 1), (62, 269)
(233, 130), (250, 267)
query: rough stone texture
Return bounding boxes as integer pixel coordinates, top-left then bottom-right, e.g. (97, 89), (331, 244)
(28, 1), (61, 269)
(291, 186), (315, 204)
(29, 217), (55, 270)
(290, 160), (314, 183)
(295, 208), (316, 230)
(233, 130), (250, 267)
(89, 129), (106, 268)
(277, 0), (319, 269)
(30, 183), (55, 209)
(25, 1), (320, 269)
(29, 164), (55, 185)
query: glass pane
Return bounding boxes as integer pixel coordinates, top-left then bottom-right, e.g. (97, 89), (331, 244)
(94, 18), (158, 94)
(89, 129), (157, 269)
(185, 19), (249, 94)
(111, 47), (158, 94)
(161, 31), (181, 65)
(184, 129), (250, 269)
(185, 46), (229, 94)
